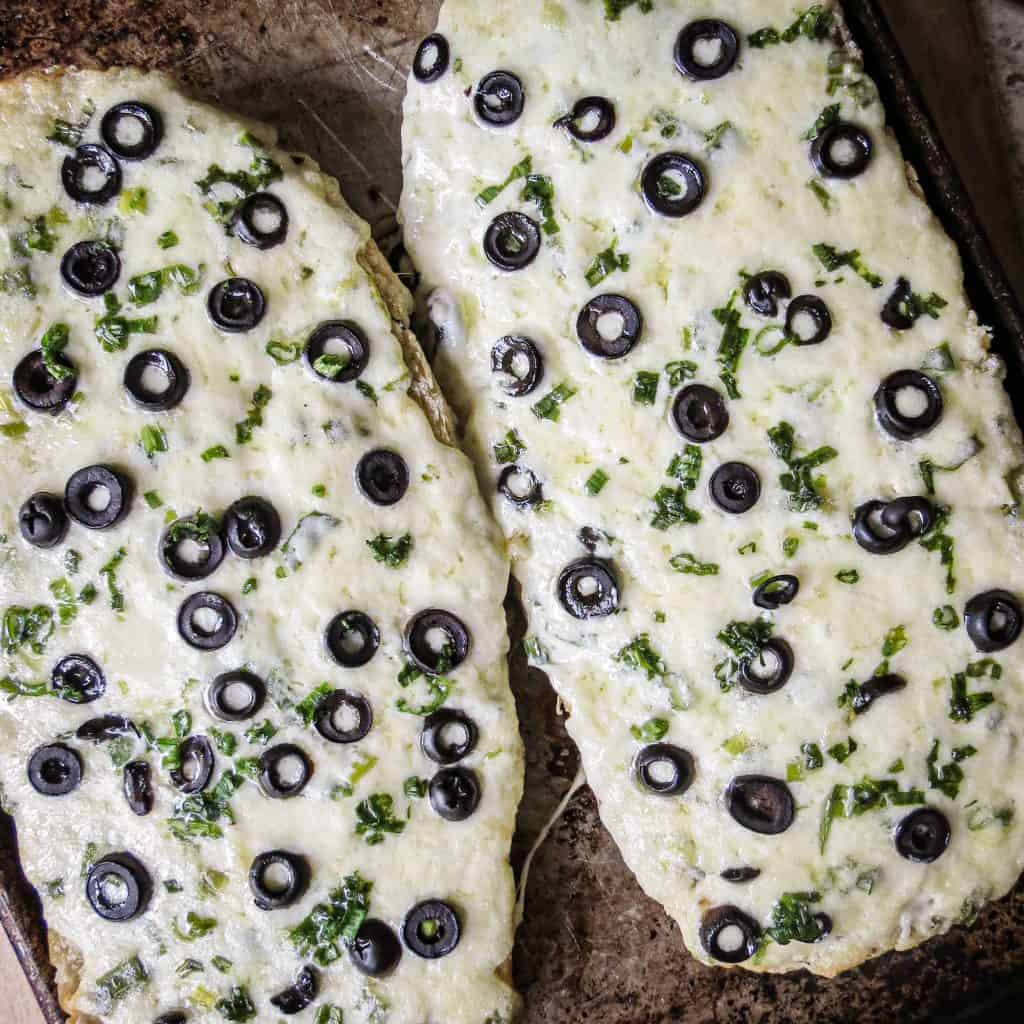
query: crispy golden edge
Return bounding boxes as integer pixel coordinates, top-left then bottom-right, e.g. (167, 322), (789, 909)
(4, 64), (519, 1023)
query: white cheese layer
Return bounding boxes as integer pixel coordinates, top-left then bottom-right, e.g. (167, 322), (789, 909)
(0, 69), (521, 1023)
(400, 0), (1024, 975)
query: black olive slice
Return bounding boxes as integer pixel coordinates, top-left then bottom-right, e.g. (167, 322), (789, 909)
(577, 526), (602, 552)
(403, 900), (460, 959)
(672, 383), (729, 442)
(52, 654), (106, 704)
(557, 558), (619, 619)
(325, 611), (380, 669)
(60, 240), (121, 296)
(739, 638), (794, 695)
(429, 766), (481, 821)
(421, 708), (478, 765)
(206, 670), (267, 722)
(86, 852), (151, 921)
(249, 850), (309, 910)
(154, 1014), (187, 1024)
(674, 19), (740, 80)
(414, 33), (450, 83)
(123, 760), (153, 816)
(553, 96), (616, 143)
(62, 144), (122, 205)
(785, 295), (833, 345)
(474, 70), (524, 127)
(743, 271), (792, 317)
(895, 807), (951, 863)
(76, 714), (139, 743)
(405, 609), (471, 674)
(100, 102), (163, 160)
(314, 689), (373, 744)
(881, 496), (936, 537)
(491, 335), (544, 396)
(498, 465), (544, 507)
(965, 590), (1022, 653)
(753, 575), (800, 610)
(207, 278), (266, 333)
(232, 192), (289, 250)
(854, 673), (907, 713)
(177, 592), (237, 651)
(634, 743), (695, 796)
(356, 449), (410, 506)
(27, 743), (82, 796)
(484, 212), (541, 271)
(19, 493), (69, 549)
(304, 320), (370, 382)
(721, 866), (761, 884)
(270, 965), (318, 1015)
(640, 152), (706, 218)
(576, 293), (643, 359)
(350, 919), (403, 977)
(726, 775), (795, 834)
(881, 277), (917, 331)
(812, 913), (833, 940)
(64, 465), (131, 530)
(811, 122), (873, 179)
(709, 462), (761, 514)
(159, 515), (226, 582)
(700, 905), (761, 963)
(874, 370), (943, 441)
(123, 349), (190, 411)
(223, 496), (281, 559)
(13, 350), (77, 414)
(852, 497), (934, 555)
(259, 744), (313, 799)
(170, 735), (215, 794)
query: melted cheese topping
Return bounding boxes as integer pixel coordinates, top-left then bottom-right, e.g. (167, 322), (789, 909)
(0, 69), (521, 1023)
(401, 0), (1024, 975)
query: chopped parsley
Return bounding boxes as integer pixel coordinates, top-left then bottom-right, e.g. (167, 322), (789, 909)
(881, 624), (908, 658)
(140, 424), (167, 459)
(819, 778), (925, 852)
(812, 243), (882, 288)
(787, 742), (824, 781)
(603, 0), (653, 22)
(39, 322), (72, 381)
(13, 207), (68, 256)
(926, 739), (976, 800)
(99, 547), (127, 612)
(355, 793), (406, 845)
(201, 445), (230, 463)
(805, 102), (841, 141)
(356, 380), (378, 404)
(949, 660), (1000, 723)
(95, 956), (148, 1012)
(919, 505), (956, 594)
(632, 370), (660, 406)
(665, 359), (697, 387)
(367, 533), (412, 568)
(521, 173), (559, 234)
(532, 382), (577, 421)
(493, 429), (525, 464)
(157, 230), (179, 249)
(703, 121), (733, 151)
(807, 178), (833, 211)
(836, 569), (859, 584)
(891, 283), (949, 324)
(173, 911), (218, 942)
(918, 437), (984, 495)
(476, 155), (532, 206)
(584, 468), (609, 495)
(118, 187), (148, 215)
(827, 737), (858, 763)
(630, 718), (669, 742)
(195, 145), (284, 228)
(669, 551), (719, 576)
(235, 384), (272, 444)
(765, 891), (830, 946)
(216, 986), (257, 1022)
(585, 240), (630, 287)
(749, 5), (833, 47)
(933, 605), (959, 631)
(288, 872), (372, 966)
(713, 291), (751, 399)
(2, 604), (54, 655)
(94, 292), (158, 352)
(266, 339), (302, 365)
(167, 771), (244, 842)
(767, 421), (837, 512)
(210, 729), (237, 756)
(650, 484), (701, 529)
(47, 99), (96, 147)
(395, 662), (452, 715)
(127, 264), (202, 306)
(615, 634), (666, 680)
(244, 719), (277, 745)
(714, 618), (772, 691)
(404, 776), (428, 799)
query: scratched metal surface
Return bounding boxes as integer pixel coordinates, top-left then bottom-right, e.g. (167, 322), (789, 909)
(1, 2), (1024, 1022)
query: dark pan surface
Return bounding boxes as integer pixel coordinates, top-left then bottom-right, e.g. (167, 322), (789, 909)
(1, 2), (1022, 1022)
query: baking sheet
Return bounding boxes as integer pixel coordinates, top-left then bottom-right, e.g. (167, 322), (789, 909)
(1, 1), (1023, 1021)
